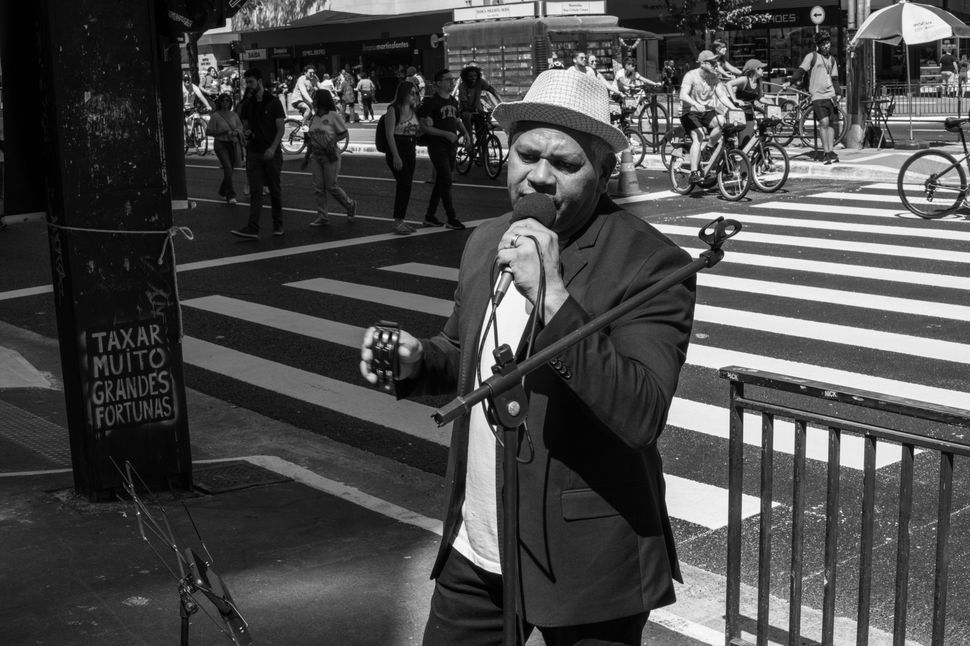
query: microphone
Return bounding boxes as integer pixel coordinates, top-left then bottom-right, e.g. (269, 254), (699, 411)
(493, 193), (557, 307)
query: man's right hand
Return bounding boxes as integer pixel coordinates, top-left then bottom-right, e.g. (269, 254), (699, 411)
(360, 327), (422, 385)
(444, 131), (459, 144)
(392, 155), (403, 171)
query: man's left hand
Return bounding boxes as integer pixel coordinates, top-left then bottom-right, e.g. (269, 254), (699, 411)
(496, 218), (568, 322)
(263, 146), (277, 161)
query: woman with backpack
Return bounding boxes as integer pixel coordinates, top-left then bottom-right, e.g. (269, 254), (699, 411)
(381, 80), (422, 235)
(305, 89), (358, 227)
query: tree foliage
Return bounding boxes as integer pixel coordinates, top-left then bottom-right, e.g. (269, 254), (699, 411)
(230, 0), (331, 31)
(662, 0), (773, 56)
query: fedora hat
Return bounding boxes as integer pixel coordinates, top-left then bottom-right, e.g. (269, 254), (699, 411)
(493, 70), (628, 154)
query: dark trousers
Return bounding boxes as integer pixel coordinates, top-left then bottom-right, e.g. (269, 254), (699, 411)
(246, 147), (283, 231)
(212, 139), (237, 199)
(422, 549), (650, 646)
(385, 136), (416, 221)
(425, 141), (457, 220)
(361, 96), (374, 120)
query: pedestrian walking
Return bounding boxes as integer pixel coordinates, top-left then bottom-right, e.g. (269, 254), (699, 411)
(940, 43), (958, 96)
(205, 93), (245, 206)
(231, 68), (286, 240)
(200, 66), (221, 105)
(356, 71), (377, 122)
(783, 31), (841, 164)
(339, 67), (359, 123)
(382, 80), (422, 235)
(360, 68), (695, 646)
(418, 69), (468, 230)
(303, 89), (358, 227)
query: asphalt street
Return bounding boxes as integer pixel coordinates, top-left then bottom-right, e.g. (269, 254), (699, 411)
(2, 146), (970, 645)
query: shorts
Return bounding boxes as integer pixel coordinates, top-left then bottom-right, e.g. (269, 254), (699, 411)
(812, 99), (839, 123)
(680, 110), (718, 134)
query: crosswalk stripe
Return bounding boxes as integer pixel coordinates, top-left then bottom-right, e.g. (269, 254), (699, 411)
(807, 191), (937, 206)
(181, 294), (907, 470)
(654, 224), (970, 264)
(181, 334), (766, 529)
(688, 212), (970, 242)
(386, 256), (970, 293)
(751, 201), (918, 221)
(283, 277), (970, 406)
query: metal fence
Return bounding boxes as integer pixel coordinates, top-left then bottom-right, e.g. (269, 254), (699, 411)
(720, 366), (970, 646)
(871, 82), (969, 118)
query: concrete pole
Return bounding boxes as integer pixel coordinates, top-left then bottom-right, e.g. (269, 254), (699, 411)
(845, 0), (872, 149)
(35, 0), (192, 500)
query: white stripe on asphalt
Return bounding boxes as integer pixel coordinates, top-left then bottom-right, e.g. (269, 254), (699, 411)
(181, 335), (766, 530)
(687, 212), (970, 241)
(654, 224), (970, 264)
(0, 285), (53, 301)
(181, 295), (905, 470)
(752, 200), (965, 222)
(282, 278), (970, 405)
(613, 189), (680, 204)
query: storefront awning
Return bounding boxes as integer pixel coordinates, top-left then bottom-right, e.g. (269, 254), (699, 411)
(445, 14), (660, 49)
(198, 30), (239, 46)
(539, 15), (660, 40)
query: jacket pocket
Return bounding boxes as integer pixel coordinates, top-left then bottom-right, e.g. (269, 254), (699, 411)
(561, 487), (623, 521)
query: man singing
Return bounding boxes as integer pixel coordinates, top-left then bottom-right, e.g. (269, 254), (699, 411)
(360, 70), (696, 646)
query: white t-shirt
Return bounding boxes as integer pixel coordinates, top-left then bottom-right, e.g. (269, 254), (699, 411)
(452, 279), (531, 574)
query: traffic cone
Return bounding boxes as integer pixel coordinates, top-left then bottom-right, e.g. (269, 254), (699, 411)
(614, 148), (642, 197)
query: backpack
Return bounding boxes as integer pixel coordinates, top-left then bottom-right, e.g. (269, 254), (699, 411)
(375, 105), (394, 153)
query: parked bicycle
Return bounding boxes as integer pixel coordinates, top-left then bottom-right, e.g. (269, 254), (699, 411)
(668, 113), (752, 201)
(456, 108), (504, 180)
(766, 87), (847, 150)
(622, 83), (671, 150)
(897, 116), (970, 218)
(184, 107), (209, 156)
(281, 112), (351, 155)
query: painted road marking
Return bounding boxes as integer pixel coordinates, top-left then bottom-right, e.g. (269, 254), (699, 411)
(753, 200), (967, 222)
(180, 295), (909, 471)
(654, 224), (970, 264)
(690, 212), (970, 242)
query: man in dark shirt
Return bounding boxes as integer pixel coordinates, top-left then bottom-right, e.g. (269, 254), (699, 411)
(940, 43), (957, 96)
(417, 69), (470, 230)
(231, 68), (286, 239)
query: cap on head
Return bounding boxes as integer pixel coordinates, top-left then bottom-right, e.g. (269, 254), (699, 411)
(697, 50), (719, 63)
(742, 59), (766, 74)
(492, 69), (628, 153)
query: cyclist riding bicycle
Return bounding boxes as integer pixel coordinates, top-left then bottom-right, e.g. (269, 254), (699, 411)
(182, 72), (212, 114)
(679, 50), (722, 184)
(721, 59), (767, 146)
(615, 57), (661, 95)
(291, 65), (319, 121)
(455, 65), (501, 146)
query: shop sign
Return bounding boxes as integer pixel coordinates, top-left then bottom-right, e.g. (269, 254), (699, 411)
(725, 5), (838, 29)
(453, 1), (537, 22)
(269, 46), (293, 58)
(362, 40), (410, 52)
(241, 48), (267, 61)
(545, 1), (605, 16)
(298, 46), (327, 57)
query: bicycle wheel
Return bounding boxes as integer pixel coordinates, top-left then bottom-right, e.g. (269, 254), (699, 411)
(624, 128), (647, 168)
(668, 147), (694, 194)
(191, 120), (207, 156)
(281, 118), (306, 154)
(660, 126), (686, 170)
(717, 149), (751, 201)
(797, 104), (848, 149)
(769, 100), (797, 147)
(897, 149), (966, 218)
(483, 134), (504, 179)
(636, 102), (669, 150)
(456, 134), (472, 175)
(750, 141), (790, 193)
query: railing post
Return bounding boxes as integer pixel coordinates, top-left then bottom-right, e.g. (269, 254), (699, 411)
(726, 378), (745, 646)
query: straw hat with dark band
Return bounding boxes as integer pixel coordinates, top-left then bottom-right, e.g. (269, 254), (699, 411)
(493, 70), (629, 154)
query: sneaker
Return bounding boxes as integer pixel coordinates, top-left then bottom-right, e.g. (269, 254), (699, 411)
(230, 225), (259, 240)
(688, 170), (702, 184)
(309, 216), (329, 227)
(822, 153), (834, 165)
(228, 197), (238, 206)
(346, 199), (357, 221)
(423, 214), (444, 227)
(445, 218), (466, 230)
(829, 152), (840, 164)
(263, 186), (270, 196)
(393, 220), (414, 235)
(272, 225), (284, 237)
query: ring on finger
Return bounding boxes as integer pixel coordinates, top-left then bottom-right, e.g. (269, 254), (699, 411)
(510, 234), (520, 248)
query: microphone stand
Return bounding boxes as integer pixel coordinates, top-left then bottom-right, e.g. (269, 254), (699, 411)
(432, 216), (741, 646)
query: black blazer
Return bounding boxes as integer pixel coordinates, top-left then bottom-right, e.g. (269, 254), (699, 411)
(399, 196), (696, 626)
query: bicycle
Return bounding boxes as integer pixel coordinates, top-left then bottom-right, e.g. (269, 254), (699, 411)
(741, 104), (790, 193)
(183, 107), (210, 156)
(621, 83), (671, 150)
(607, 99), (648, 171)
(897, 116), (970, 218)
(767, 86), (847, 150)
(456, 108), (504, 180)
(281, 112), (351, 155)
(668, 112), (752, 201)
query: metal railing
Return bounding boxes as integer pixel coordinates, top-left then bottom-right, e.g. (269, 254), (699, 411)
(874, 82), (968, 117)
(720, 366), (970, 646)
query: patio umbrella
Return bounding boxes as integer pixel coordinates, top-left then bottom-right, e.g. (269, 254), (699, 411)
(849, 0), (970, 140)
